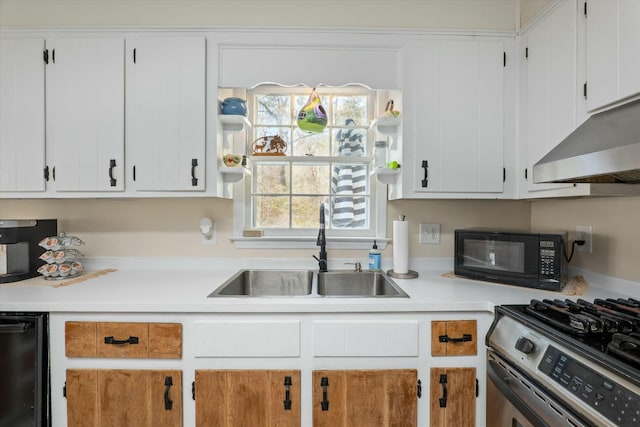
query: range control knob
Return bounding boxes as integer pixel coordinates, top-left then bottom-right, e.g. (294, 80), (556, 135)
(515, 336), (535, 354)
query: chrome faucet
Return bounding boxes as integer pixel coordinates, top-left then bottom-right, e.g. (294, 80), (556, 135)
(313, 202), (328, 272)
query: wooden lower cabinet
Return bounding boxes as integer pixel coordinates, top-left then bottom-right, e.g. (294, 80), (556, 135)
(66, 369), (182, 427)
(194, 369), (301, 427)
(312, 369), (418, 427)
(429, 367), (476, 427)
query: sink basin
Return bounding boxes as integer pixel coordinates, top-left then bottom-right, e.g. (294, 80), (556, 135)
(317, 271), (408, 297)
(208, 269), (313, 297)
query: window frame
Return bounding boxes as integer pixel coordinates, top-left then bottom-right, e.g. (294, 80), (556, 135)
(231, 85), (388, 250)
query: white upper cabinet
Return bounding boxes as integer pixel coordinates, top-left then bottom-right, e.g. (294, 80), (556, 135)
(0, 38), (46, 192)
(126, 36), (206, 191)
(46, 37), (125, 192)
(520, 0), (581, 196)
(395, 36), (511, 198)
(585, 0), (640, 111)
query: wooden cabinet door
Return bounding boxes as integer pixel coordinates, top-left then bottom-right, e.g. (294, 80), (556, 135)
(429, 367), (475, 427)
(0, 37), (46, 192)
(312, 369), (417, 427)
(46, 36), (125, 192)
(410, 38), (504, 195)
(66, 369), (182, 427)
(126, 36), (205, 192)
(195, 369), (300, 427)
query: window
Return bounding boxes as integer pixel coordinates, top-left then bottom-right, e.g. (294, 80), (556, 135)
(232, 85), (387, 249)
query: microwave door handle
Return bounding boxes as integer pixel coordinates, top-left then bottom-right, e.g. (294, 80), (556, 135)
(0, 322), (30, 333)
(487, 360), (551, 427)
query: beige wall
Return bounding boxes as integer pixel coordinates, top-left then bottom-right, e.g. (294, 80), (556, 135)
(0, 0), (518, 30)
(0, 198), (531, 261)
(531, 197), (640, 283)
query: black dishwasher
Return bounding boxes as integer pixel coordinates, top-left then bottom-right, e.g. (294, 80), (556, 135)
(0, 312), (49, 427)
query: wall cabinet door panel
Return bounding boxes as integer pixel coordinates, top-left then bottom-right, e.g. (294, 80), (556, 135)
(407, 37), (506, 196)
(127, 36), (206, 192)
(46, 37), (125, 192)
(0, 38), (46, 192)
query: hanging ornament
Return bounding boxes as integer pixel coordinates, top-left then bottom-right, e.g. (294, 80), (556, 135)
(297, 88), (327, 133)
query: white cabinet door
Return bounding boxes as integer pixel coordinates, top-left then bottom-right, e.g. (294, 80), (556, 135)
(0, 38), (46, 192)
(586, 0), (640, 111)
(524, 0), (579, 194)
(410, 38), (504, 195)
(127, 36), (206, 191)
(46, 37), (125, 192)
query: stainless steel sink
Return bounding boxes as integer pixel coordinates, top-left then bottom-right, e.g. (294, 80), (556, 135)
(208, 269), (313, 297)
(317, 271), (408, 297)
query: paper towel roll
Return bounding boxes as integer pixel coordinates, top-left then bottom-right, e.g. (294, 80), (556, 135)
(393, 220), (409, 274)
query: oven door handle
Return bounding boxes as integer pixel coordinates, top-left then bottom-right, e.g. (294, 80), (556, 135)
(487, 360), (551, 427)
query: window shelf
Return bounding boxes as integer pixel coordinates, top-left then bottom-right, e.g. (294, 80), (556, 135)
(219, 114), (251, 133)
(369, 116), (400, 136)
(370, 168), (400, 185)
(221, 166), (251, 183)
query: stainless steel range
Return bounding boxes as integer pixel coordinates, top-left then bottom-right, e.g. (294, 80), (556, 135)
(486, 298), (640, 427)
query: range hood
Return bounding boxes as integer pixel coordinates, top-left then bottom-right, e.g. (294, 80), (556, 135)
(533, 98), (640, 184)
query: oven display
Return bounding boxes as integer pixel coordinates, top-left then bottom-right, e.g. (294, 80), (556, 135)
(538, 346), (640, 426)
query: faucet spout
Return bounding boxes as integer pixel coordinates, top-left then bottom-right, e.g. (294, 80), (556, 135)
(315, 202), (328, 272)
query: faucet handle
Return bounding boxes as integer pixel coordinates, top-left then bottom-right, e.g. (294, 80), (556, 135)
(345, 262), (362, 272)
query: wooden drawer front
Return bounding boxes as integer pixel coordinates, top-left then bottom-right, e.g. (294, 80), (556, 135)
(65, 322), (182, 359)
(313, 321), (419, 357)
(97, 322), (149, 358)
(431, 320), (477, 356)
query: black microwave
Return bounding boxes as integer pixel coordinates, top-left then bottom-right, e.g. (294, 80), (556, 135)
(454, 229), (568, 291)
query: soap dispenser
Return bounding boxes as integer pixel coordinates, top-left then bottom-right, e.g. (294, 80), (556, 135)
(369, 240), (381, 271)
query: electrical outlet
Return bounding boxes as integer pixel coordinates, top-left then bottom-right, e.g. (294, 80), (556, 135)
(202, 223), (216, 245)
(575, 225), (592, 253)
(419, 223), (440, 244)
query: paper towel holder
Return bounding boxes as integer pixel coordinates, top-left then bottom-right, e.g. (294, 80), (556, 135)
(387, 269), (418, 279)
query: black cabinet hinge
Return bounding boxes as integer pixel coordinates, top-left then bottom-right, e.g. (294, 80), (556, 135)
(503, 51), (506, 67)
(192, 381), (195, 401)
(525, 47), (528, 59)
(52, 49), (55, 64)
(43, 49), (49, 64)
(44, 165), (50, 181)
(476, 378), (479, 397)
(132, 165), (136, 181)
(63, 381), (67, 398)
(584, 82), (588, 99)
(503, 167), (506, 183)
(417, 379), (422, 398)
(584, 1), (588, 17)
(133, 48), (136, 64)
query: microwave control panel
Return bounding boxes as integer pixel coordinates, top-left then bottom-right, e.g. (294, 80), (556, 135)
(539, 240), (558, 277)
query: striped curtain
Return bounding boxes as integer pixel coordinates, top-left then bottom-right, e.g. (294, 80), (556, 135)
(331, 120), (367, 228)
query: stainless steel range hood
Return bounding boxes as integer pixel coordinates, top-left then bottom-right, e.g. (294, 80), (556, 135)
(533, 98), (640, 184)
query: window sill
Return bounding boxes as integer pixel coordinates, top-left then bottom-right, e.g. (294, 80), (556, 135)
(230, 236), (389, 250)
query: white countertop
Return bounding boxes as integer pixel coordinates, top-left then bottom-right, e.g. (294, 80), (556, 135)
(0, 257), (636, 314)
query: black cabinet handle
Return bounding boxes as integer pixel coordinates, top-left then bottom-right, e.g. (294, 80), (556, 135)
(109, 159), (117, 187)
(439, 333), (472, 344)
(321, 377), (329, 411)
(191, 158), (198, 186)
(164, 376), (173, 410)
(44, 166), (50, 181)
(103, 336), (139, 345)
(283, 376), (292, 410)
(439, 374), (447, 408)
(421, 160), (428, 187)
